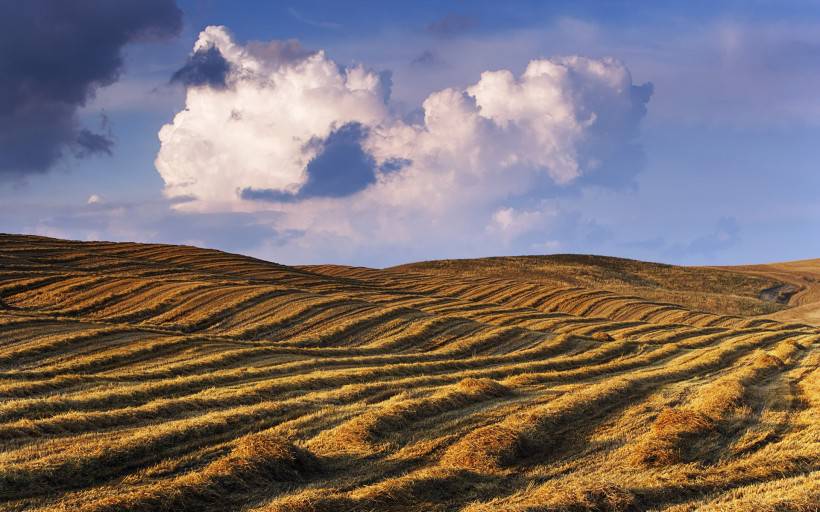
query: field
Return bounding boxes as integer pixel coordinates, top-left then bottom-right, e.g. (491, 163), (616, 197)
(0, 234), (817, 511)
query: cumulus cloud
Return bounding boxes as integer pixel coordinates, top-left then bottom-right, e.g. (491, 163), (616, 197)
(171, 46), (231, 88)
(156, 26), (651, 262)
(241, 122), (380, 202)
(0, 0), (182, 179)
(157, 26), (389, 210)
(486, 206), (558, 244)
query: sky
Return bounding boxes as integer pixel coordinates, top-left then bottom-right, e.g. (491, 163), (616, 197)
(1, 0), (819, 268)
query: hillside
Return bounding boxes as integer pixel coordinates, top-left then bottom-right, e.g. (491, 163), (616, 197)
(715, 259), (820, 326)
(390, 254), (794, 318)
(0, 234), (817, 511)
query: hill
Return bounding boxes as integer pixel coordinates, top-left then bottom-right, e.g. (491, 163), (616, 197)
(713, 259), (820, 326)
(0, 234), (817, 511)
(390, 254), (794, 318)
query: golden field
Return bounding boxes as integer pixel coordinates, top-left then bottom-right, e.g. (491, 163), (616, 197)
(0, 234), (817, 511)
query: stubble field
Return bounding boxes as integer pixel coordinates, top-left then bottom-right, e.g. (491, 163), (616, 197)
(0, 234), (817, 511)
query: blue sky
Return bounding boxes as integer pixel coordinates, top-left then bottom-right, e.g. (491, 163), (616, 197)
(1, 1), (819, 267)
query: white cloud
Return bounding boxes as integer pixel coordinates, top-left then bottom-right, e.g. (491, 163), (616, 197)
(487, 205), (557, 243)
(155, 26), (651, 262)
(156, 26), (389, 210)
(86, 194), (102, 204)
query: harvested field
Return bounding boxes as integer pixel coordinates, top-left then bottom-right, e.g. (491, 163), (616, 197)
(0, 234), (817, 511)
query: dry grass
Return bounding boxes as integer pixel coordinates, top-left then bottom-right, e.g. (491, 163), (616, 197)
(0, 233), (816, 511)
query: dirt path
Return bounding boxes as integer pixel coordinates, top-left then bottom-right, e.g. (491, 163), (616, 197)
(715, 259), (820, 326)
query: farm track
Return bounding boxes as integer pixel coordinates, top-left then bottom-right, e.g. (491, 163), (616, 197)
(0, 234), (816, 511)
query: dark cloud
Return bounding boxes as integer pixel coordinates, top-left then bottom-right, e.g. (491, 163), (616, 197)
(630, 83), (654, 121)
(302, 122), (379, 197)
(0, 0), (182, 178)
(240, 187), (294, 203)
(380, 157), (412, 174)
(0, 102), (77, 174)
(171, 46), (230, 88)
(74, 130), (114, 158)
(242, 122), (379, 202)
(411, 50), (441, 67)
(402, 108), (426, 126)
(425, 14), (478, 37)
(378, 70), (393, 103)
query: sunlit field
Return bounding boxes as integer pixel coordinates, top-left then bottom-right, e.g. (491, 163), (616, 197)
(0, 234), (817, 511)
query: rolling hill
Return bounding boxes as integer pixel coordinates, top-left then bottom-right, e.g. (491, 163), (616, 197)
(0, 234), (817, 511)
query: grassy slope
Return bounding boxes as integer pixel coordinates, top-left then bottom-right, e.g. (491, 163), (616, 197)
(717, 259), (820, 326)
(391, 254), (791, 317)
(0, 234), (817, 512)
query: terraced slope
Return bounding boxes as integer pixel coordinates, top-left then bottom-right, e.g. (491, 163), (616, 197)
(0, 234), (817, 511)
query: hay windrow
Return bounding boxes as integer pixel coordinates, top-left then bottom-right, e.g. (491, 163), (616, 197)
(0, 234), (816, 511)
